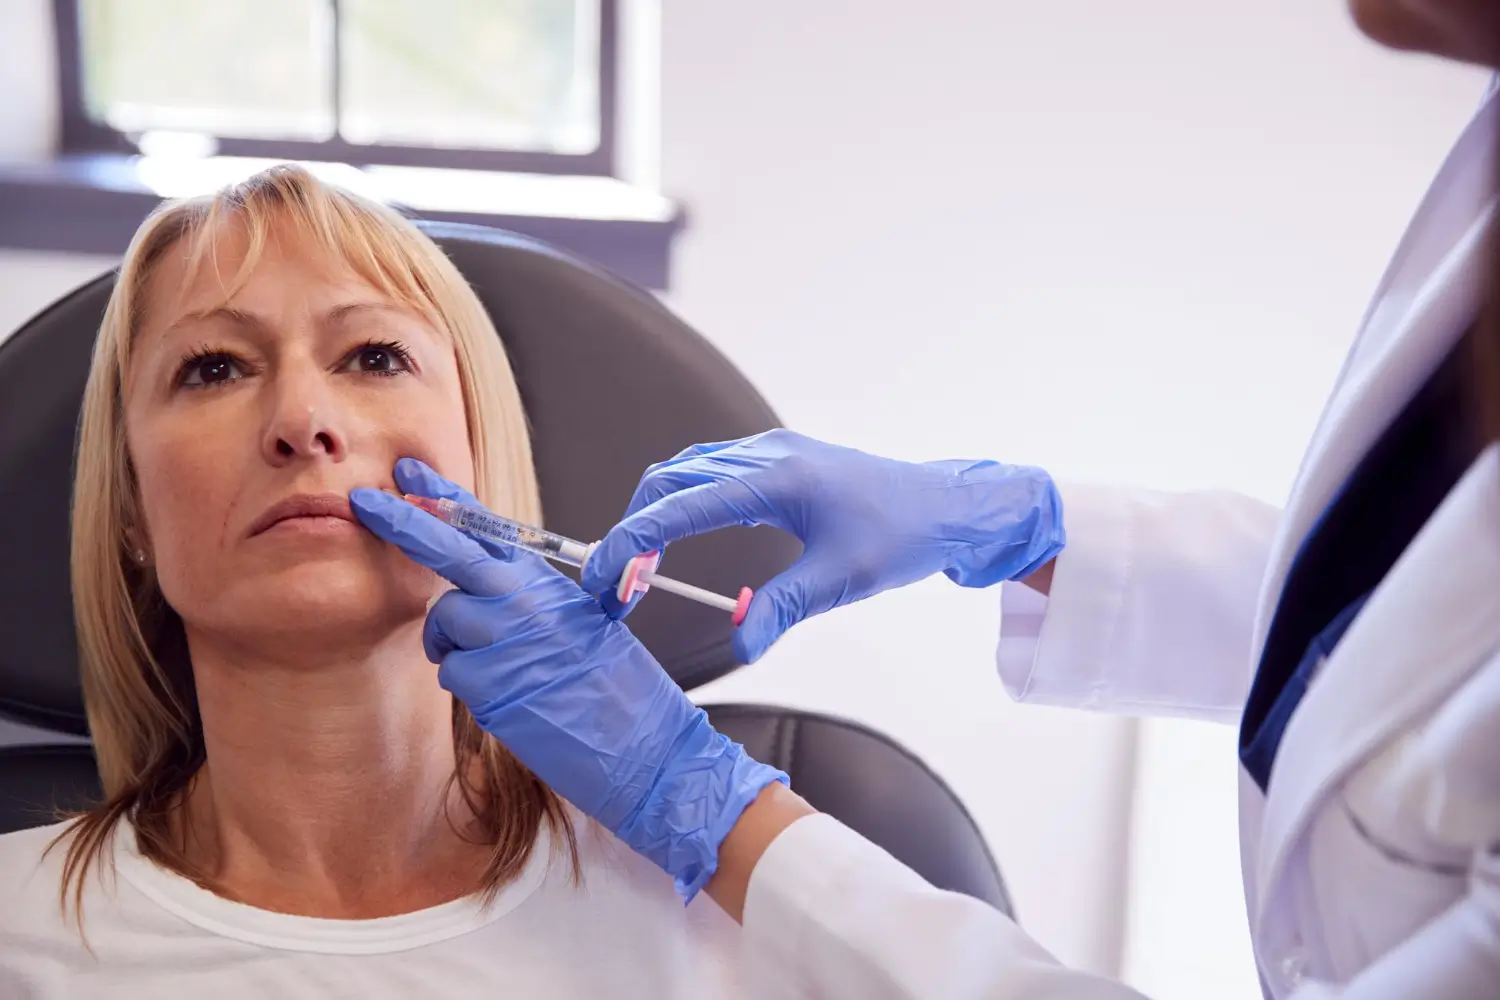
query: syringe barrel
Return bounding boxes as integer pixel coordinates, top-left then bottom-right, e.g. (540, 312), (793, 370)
(433, 498), (587, 566)
(406, 494), (749, 623)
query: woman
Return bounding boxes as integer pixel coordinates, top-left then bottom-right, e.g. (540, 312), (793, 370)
(0, 165), (753, 998)
(348, 2), (1500, 997)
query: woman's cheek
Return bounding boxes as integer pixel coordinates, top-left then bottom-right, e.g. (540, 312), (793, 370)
(137, 472), (219, 601)
(129, 419), (239, 583)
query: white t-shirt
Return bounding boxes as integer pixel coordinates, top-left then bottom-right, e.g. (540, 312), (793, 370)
(0, 813), (744, 999)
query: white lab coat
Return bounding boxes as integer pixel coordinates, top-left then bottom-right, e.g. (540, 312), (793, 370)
(739, 83), (1500, 999)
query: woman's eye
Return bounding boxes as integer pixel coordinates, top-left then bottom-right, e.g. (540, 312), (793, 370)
(344, 342), (414, 377)
(180, 353), (243, 388)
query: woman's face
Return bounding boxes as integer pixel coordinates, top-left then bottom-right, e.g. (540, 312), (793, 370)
(123, 220), (476, 651)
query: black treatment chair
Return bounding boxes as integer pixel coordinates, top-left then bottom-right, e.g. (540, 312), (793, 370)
(0, 221), (1012, 915)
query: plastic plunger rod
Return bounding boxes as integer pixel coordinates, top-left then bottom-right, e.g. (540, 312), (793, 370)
(614, 551), (754, 625)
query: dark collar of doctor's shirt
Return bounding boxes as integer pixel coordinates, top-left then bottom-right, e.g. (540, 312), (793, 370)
(1239, 320), (1486, 793)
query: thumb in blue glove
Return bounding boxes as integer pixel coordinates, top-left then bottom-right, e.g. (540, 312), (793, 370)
(580, 430), (1065, 665)
(350, 459), (787, 902)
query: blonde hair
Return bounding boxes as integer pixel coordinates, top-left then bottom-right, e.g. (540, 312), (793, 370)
(53, 164), (576, 920)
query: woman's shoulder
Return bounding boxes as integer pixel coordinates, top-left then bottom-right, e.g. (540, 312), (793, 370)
(0, 819), (74, 871)
(545, 810), (742, 935)
(0, 821), (76, 928)
(491, 811), (744, 995)
(559, 810), (685, 906)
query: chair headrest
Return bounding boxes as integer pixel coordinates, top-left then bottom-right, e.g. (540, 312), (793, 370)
(0, 220), (798, 735)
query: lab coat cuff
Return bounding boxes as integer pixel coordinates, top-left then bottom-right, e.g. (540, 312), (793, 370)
(996, 481), (1131, 708)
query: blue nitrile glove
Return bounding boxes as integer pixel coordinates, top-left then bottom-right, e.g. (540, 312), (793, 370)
(350, 458), (788, 902)
(581, 429), (1066, 664)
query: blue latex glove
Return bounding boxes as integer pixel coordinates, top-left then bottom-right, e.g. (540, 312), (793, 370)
(581, 430), (1066, 664)
(350, 458), (788, 902)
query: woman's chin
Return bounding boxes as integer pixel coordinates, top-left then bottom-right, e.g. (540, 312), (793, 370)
(199, 557), (437, 642)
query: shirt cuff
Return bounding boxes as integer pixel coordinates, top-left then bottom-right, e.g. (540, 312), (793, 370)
(995, 482), (1133, 709)
(995, 580), (1048, 698)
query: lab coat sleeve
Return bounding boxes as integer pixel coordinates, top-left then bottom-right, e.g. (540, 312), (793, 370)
(995, 483), (1280, 722)
(742, 813), (1149, 1000)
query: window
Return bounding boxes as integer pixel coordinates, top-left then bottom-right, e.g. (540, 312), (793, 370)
(53, 0), (618, 175)
(11, 0), (673, 288)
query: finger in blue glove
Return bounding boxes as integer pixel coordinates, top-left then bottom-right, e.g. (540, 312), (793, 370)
(581, 430), (1065, 664)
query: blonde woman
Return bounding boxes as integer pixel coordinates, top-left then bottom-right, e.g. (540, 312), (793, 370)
(0, 165), (758, 998)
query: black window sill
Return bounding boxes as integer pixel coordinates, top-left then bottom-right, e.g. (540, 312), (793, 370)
(0, 155), (684, 291)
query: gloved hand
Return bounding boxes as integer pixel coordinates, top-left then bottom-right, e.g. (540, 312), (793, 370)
(581, 429), (1066, 664)
(350, 458), (788, 902)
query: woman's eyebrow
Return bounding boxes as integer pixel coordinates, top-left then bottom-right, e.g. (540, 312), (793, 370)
(324, 301), (409, 325)
(324, 301), (444, 346)
(162, 305), (264, 337)
(160, 302), (406, 338)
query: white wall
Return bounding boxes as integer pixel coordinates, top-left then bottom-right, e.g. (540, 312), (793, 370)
(0, 250), (117, 335)
(0, 0), (1489, 992)
(654, 1), (1487, 994)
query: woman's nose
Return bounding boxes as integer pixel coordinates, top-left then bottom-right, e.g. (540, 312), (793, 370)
(261, 369), (349, 465)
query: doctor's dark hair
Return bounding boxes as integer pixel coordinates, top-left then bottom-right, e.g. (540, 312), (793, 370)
(50, 165), (579, 927)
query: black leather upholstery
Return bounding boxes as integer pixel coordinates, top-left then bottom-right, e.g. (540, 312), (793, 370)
(0, 745), (101, 835)
(0, 220), (1010, 913)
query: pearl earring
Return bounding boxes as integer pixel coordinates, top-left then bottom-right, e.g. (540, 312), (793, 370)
(133, 549), (147, 564)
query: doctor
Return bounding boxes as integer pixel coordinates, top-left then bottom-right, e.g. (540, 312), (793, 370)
(350, 1), (1500, 996)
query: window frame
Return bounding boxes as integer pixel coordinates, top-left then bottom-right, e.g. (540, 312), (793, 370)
(50, 0), (620, 176)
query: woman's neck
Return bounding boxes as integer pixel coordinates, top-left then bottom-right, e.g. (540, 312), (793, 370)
(177, 621), (493, 918)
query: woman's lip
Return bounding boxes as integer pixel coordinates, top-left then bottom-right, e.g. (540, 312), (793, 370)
(258, 515), (361, 537)
(247, 493), (358, 537)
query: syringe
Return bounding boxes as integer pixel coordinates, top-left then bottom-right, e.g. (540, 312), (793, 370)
(402, 494), (753, 626)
